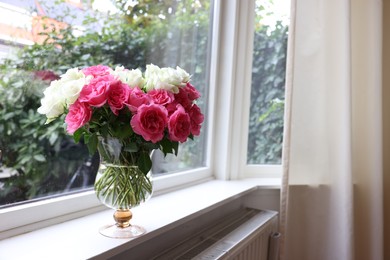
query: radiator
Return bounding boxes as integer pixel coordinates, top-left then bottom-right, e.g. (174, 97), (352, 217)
(153, 208), (280, 260)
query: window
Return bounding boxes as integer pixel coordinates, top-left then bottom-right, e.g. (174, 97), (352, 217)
(214, 0), (289, 178)
(0, 0), (213, 208)
(0, 0), (289, 238)
(247, 0), (289, 165)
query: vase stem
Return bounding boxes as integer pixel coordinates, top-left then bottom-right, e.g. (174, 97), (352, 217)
(114, 209), (132, 228)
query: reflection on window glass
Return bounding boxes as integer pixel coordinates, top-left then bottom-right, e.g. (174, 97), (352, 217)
(247, 0), (289, 165)
(0, 0), (212, 206)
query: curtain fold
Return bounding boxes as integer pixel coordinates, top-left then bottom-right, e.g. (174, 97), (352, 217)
(280, 0), (383, 259)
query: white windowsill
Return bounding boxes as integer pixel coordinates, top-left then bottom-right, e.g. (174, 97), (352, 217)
(0, 178), (280, 260)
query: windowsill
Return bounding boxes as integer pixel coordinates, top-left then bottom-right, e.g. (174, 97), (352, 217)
(0, 178), (280, 260)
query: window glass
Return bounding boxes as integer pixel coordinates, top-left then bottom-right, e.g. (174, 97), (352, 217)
(0, 0), (212, 207)
(247, 0), (289, 164)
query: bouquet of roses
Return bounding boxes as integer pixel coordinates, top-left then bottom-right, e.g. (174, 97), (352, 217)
(37, 64), (204, 175)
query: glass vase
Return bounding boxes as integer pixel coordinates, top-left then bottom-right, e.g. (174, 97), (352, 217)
(95, 137), (153, 239)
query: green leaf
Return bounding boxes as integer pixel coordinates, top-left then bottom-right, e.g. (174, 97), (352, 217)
(112, 122), (133, 139)
(142, 142), (159, 150)
(172, 141), (179, 156)
(86, 133), (98, 155)
(124, 142), (139, 152)
(33, 154), (46, 162)
(159, 138), (178, 156)
(100, 123), (109, 137)
(18, 155), (32, 165)
(138, 152), (152, 175)
(3, 112), (15, 120)
(81, 54), (91, 60)
(84, 132), (91, 143)
(73, 128), (84, 143)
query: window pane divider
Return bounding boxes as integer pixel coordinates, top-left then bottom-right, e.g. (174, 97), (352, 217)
(212, 0), (256, 179)
(229, 0), (256, 180)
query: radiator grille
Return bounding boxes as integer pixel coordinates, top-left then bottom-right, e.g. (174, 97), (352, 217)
(152, 208), (278, 260)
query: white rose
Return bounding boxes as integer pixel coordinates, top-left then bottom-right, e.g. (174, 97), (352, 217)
(144, 64), (185, 93)
(37, 80), (65, 121)
(112, 66), (145, 88)
(161, 67), (182, 86)
(59, 68), (89, 106)
(144, 64), (161, 92)
(60, 68), (84, 82)
(176, 66), (191, 83)
(37, 68), (88, 122)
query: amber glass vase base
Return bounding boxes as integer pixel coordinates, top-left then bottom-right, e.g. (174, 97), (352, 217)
(99, 224), (146, 239)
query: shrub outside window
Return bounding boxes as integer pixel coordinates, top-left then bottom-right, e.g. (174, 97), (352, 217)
(247, 0), (289, 165)
(0, 0), (212, 207)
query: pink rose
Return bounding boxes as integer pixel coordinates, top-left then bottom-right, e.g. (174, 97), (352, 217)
(188, 104), (204, 136)
(82, 65), (111, 77)
(165, 100), (179, 117)
(148, 89), (174, 106)
(126, 87), (150, 112)
(168, 104), (191, 143)
(131, 104), (168, 143)
(107, 81), (130, 115)
(34, 70), (60, 81)
(78, 75), (114, 107)
(65, 101), (92, 134)
(184, 83), (201, 101)
(174, 87), (192, 110)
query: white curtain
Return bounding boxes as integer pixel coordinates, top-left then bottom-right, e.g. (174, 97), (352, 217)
(280, 0), (383, 260)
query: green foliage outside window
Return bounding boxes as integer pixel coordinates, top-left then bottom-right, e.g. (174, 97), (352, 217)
(248, 20), (288, 164)
(0, 0), (287, 205)
(0, 0), (211, 205)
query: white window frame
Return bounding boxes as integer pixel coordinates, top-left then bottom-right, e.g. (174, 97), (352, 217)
(0, 0), (283, 239)
(211, 0), (283, 180)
